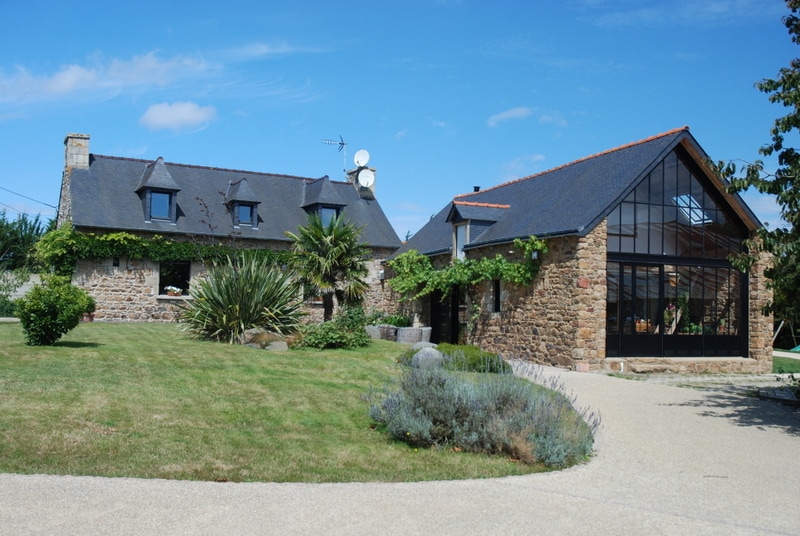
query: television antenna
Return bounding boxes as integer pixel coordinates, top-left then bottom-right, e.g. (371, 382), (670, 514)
(322, 135), (347, 178)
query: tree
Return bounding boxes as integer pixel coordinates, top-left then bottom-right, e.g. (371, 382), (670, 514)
(716, 0), (800, 328)
(0, 210), (48, 270)
(285, 213), (369, 321)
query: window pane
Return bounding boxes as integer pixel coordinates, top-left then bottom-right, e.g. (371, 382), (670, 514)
(455, 224), (467, 259)
(237, 204), (253, 225)
(606, 262), (620, 334)
(159, 260), (190, 295)
(151, 192), (170, 220)
(320, 207), (337, 227)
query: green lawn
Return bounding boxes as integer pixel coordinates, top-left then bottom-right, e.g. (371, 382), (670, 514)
(0, 322), (546, 482)
(774, 354), (800, 374)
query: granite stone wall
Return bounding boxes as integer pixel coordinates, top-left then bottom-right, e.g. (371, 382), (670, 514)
(71, 247), (399, 324)
(471, 222), (607, 369)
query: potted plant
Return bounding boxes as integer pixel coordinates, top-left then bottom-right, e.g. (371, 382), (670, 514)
(164, 285), (183, 296)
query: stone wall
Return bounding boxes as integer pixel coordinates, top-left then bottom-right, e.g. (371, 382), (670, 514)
(72, 258), (185, 322)
(472, 222), (607, 369)
(747, 247), (774, 372)
(71, 246), (399, 323)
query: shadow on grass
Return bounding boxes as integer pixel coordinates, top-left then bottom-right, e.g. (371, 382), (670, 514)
(666, 389), (800, 437)
(53, 341), (103, 349)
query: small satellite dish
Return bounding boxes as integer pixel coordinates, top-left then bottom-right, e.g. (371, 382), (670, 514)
(354, 149), (370, 167)
(357, 168), (375, 188)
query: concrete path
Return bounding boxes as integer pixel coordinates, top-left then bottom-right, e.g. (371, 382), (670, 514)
(1, 368), (798, 535)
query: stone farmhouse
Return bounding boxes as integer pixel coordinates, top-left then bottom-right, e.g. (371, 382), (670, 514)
(396, 127), (773, 373)
(56, 134), (402, 322)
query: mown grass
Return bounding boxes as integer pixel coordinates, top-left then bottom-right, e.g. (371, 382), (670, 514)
(774, 354), (800, 374)
(0, 322), (551, 482)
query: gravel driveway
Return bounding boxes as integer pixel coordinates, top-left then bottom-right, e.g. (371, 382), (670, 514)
(1, 365), (798, 535)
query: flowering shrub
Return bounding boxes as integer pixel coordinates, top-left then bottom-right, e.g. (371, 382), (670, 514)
(367, 366), (597, 467)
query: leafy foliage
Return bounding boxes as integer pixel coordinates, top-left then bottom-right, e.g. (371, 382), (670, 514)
(285, 213), (369, 321)
(437, 343), (512, 374)
(0, 210), (48, 270)
(179, 253), (304, 344)
(295, 305), (372, 349)
(713, 1), (800, 326)
(0, 268), (30, 317)
(397, 344), (511, 373)
(387, 236), (547, 301)
(34, 227), (292, 276)
(367, 366), (595, 467)
(15, 275), (95, 345)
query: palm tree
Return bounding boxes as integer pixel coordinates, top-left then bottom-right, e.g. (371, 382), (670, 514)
(286, 213), (369, 321)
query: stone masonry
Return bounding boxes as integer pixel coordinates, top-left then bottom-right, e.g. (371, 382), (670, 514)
(472, 222), (607, 369)
(72, 248), (398, 323)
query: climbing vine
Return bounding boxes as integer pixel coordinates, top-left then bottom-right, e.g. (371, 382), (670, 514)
(35, 227), (292, 276)
(386, 236), (548, 301)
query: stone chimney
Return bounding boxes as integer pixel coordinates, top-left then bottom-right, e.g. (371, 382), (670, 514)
(58, 133), (90, 227)
(64, 133), (90, 171)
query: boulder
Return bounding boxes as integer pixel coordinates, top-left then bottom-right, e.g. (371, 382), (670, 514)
(412, 341), (437, 351)
(266, 340), (289, 352)
(411, 347), (445, 369)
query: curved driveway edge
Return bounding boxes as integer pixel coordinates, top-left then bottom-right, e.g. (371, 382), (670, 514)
(1, 368), (798, 535)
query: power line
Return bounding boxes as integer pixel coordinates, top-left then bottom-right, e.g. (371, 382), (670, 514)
(0, 185), (58, 209)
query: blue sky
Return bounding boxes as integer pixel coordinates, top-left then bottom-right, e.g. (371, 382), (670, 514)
(0, 0), (796, 238)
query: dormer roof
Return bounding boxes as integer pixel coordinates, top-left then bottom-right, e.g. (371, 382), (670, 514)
(135, 157), (180, 192)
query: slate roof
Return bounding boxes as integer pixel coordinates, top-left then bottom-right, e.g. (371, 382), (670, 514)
(400, 127), (761, 257)
(66, 155), (401, 249)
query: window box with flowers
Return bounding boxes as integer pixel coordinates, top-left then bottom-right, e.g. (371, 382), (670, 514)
(164, 285), (183, 297)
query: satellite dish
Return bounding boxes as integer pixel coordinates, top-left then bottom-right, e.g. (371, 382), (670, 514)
(354, 149), (370, 167)
(357, 168), (375, 188)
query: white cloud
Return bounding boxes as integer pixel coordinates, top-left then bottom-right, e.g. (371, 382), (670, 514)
(139, 101), (217, 131)
(539, 112), (568, 128)
(487, 107), (532, 128)
(0, 51), (210, 104)
(228, 42), (300, 59)
(504, 154), (547, 178)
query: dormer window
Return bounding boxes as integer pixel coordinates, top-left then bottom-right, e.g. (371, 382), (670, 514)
(454, 223), (468, 260)
(234, 202), (256, 227)
(149, 190), (173, 221)
(225, 178), (260, 230)
(319, 206), (339, 227)
(135, 157), (180, 224)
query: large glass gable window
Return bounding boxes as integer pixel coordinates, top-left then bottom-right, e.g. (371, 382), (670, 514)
(607, 150), (743, 259)
(605, 149), (748, 358)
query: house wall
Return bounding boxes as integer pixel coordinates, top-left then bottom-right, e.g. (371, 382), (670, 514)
(471, 222), (608, 369)
(71, 247), (398, 324)
(748, 248), (774, 370)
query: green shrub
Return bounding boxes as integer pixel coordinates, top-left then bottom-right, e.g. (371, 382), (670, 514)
(382, 313), (411, 327)
(437, 343), (512, 374)
(395, 344), (511, 373)
(296, 305), (371, 350)
(15, 275), (94, 346)
(179, 254), (305, 344)
(367, 367), (596, 467)
(0, 297), (17, 317)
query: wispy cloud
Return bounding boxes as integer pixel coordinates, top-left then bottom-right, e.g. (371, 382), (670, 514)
(225, 41), (326, 60)
(539, 112), (568, 128)
(0, 51), (211, 104)
(503, 154), (547, 179)
(487, 107), (532, 128)
(579, 0), (783, 27)
(139, 101), (217, 131)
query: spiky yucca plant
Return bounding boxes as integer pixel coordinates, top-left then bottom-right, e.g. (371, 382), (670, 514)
(179, 254), (305, 343)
